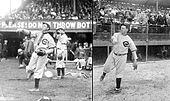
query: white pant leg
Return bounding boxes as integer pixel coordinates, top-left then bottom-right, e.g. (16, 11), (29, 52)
(33, 55), (48, 78)
(26, 52), (38, 72)
(114, 55), (127, 78)
(103, 50), (115, 73)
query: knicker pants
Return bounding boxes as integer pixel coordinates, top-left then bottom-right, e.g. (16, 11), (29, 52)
(26, 52), (48, 78)
(103, 50), (127, 78)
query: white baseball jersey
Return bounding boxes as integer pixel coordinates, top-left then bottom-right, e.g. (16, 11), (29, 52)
(103, 32), (137, 78)
(56, 33), (69, 60)
(36, 33), (55, 51)
(26, 32), (55, 79)
(111, 33), (137, 54)
(55, 60), (65, 69)
(57, 34), (69, 50)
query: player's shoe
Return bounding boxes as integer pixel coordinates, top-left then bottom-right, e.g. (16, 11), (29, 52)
(18, 64), (25, 69)
(100, 75), (105, 81)
(113, 88), (121, 93)
(61, 76), (64, 79)
(28, 88), (39, 92)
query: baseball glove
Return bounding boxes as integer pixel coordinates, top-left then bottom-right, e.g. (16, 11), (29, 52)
(24, 58), (30, 65)
(36, 50), (46, 56)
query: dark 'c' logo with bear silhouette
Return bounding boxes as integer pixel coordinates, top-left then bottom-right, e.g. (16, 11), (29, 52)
(123, 41), (129, 47)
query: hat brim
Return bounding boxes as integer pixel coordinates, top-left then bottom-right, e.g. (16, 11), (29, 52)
(56, 28), (65, 31)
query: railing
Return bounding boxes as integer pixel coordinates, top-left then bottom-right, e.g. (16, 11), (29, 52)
(94, 22), (170, 41)
(94, 22), (170, 61)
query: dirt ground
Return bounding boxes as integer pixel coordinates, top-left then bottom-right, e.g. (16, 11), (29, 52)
(0, 58), (92, 101)
(93, 60), (170, 101)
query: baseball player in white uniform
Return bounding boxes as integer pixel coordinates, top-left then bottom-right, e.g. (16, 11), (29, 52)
(100, 24), (138, 93)
(54, 28), (71, 61)
(17, 22), (55, 92)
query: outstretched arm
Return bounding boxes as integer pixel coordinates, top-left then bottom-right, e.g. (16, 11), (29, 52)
(110, 33), (118, 45)
(16, 29), (31, 36)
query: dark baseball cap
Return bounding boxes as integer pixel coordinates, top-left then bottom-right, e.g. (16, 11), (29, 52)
(56, 27), (65, 31)
(43, 22), (50, 30)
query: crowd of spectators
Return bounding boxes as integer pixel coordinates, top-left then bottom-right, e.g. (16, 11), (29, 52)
(94, 0), (170, 33)
(3, 0), (92, 20)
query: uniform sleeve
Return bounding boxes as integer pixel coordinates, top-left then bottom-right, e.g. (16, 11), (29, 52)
(34, 32), (43, 47)
(47, 34), (55, 48)
(129, 37), (137, 52)
(30, 41), (34, 53)
(45, 34), (55, 54)
(17, 29), (31, 36)
(111, 33), (119, 44)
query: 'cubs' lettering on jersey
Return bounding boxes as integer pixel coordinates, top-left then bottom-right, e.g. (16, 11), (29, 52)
(123, 41), (129, 47)
(42, 39), (49, 45)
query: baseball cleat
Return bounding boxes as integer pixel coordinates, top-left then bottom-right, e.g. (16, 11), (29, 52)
(28, 88), (39, 92)
(61, 76), (64, 79)
(100, 75), (105, 81)
(18, 64), (25, 69)
(113, 88), (121, 93)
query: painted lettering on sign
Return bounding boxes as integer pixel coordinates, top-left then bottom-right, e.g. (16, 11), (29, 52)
(0, 20), (92, 30)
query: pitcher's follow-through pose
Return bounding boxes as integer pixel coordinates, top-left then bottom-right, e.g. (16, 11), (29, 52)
(100, 24), (138, 93)
(17, 22), (55, 92)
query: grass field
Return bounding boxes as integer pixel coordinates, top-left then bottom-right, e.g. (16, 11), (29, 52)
(93, 60), (170, 101)
(0, 58), (92, 101)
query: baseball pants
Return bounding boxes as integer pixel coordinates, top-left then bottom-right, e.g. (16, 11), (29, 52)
(103, 50), (127, 78)
(26, 52), (48, 78)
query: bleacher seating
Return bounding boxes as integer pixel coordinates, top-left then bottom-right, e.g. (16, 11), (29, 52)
(2, 0), (92, 20)
(93, 0), (170, 41)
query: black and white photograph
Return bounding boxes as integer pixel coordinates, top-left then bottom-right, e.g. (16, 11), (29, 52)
(93, 0), (170, 101)
(0, 0), (92, 100)
(1, 0), (170, 100)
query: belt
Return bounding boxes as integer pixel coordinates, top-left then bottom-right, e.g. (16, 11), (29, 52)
(61, 43), (67, 45)
(114, 53), (127, 56)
